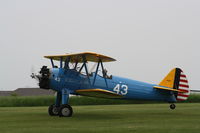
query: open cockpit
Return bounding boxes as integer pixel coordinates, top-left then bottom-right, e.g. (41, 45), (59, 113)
(31, 52), (116, 89)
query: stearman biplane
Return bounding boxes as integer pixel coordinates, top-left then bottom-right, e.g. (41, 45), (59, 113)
(31, 52), (190, 117)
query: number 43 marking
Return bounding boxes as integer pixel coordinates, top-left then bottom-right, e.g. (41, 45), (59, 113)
(113, 84), (128, 95)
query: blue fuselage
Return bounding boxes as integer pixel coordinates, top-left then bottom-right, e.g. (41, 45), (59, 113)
(49, 68), (176, 103)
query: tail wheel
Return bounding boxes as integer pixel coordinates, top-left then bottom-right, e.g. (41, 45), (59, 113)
(58, 104), (73, 117)
(48, 104), (59, 116)
(170, 104), (176, 110)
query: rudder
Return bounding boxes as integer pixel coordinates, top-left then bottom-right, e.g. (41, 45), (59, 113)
(159, 68), (190, 101)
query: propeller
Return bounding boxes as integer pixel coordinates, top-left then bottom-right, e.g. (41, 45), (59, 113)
(30, 65), (50, 89)
(30, 65), (40, 82)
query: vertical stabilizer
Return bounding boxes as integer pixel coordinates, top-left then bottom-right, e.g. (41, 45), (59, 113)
(159, 68), (190, 101)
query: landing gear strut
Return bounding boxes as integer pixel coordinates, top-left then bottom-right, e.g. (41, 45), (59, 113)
(169, 103), (176, 110)
(48, 89), (73, 117)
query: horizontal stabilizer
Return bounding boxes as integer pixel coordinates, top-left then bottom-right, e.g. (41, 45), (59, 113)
(154, 86), (188, 93)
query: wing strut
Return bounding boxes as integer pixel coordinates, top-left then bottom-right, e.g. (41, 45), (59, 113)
(92, 60), (100, 86)
(50, 58), (55, 68)
(64, 56), (71, 69)
(100, 60), (108, 88)
(60, 57), (63, 68)
(92, 58), (108, 88)
(82, 55), (91, 85)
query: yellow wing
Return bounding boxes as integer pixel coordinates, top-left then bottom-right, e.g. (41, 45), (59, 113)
(44, 52), (116, 63)
(75, 89), (122, 98)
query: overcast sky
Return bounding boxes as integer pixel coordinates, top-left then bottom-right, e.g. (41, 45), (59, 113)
(0, 0), (199, 90)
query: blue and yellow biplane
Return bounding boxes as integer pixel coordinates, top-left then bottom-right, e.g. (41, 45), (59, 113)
(32, 52), (190, 117)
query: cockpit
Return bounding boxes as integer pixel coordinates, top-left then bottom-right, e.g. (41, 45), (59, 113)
(32, 52), (116, 89)
(52, 60), (112, 79)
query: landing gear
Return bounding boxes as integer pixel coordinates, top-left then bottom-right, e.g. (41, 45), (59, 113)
(170, 103), (176, 110)
(58, 104), (73, 117)
(48, 89), (73, 117)
(48, 104), (73, 117)
(48, 104), (59, 116)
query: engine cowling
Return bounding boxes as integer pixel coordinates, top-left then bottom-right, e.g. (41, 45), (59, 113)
(39, 66), (50, 89)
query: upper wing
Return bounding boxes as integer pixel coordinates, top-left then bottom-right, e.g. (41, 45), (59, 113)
(75, 88), (122, 98)
(44, 52), (116, 63)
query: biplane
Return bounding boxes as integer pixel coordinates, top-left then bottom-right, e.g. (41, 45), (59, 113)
(31, 52), (190, 117)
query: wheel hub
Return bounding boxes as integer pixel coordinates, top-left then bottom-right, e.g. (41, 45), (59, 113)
(62, 108), (71, 116)
(52, 107), (58, 114)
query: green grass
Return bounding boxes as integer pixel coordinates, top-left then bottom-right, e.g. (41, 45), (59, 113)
(0, 103), (199, 133)
(0, 96), (55, 107)
(0, 94), (199, 107)
(0, 96), (156, 107)
(184, 94), (200, 103)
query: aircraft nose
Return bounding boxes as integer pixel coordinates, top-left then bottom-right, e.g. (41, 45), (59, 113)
(39, 66), (50, 89)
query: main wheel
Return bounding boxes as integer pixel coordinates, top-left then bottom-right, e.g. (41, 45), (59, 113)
(170, 104), (176, 110)
(48, 104), (59, 116)
(58, 104), (73, 117)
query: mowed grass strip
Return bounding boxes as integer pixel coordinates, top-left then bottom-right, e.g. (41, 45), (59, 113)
(0, 103), (199, 133)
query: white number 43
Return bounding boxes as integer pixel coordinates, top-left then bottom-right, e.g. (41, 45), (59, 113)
(113, 84), (128, 95)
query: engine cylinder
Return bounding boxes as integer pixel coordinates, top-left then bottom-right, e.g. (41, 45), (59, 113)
(39, 66), (50, 89)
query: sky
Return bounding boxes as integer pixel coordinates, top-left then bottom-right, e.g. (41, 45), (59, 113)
(0, 0), (199, 90)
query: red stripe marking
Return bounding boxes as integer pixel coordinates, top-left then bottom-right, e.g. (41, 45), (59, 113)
(178, 93), (189, 97)
(177, 98), (185, 101)
(178, 89), (189, 93)
(180, 74), (186, 78)
(179, 79), (188, 83)
(179, 84), (189, 88)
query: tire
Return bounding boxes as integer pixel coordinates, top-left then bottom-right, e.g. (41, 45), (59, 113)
(48, 104), (59, 116)
(58, 104), (73, 117)
(170, 104), (176, 110)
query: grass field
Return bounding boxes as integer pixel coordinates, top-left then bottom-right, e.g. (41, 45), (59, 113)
(0, 94), (199, 107)
(0, 103), (200, 133)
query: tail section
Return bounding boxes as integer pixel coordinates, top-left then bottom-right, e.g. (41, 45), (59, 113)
(159, 68), (190, 101)
(176, 70), (190, 101)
